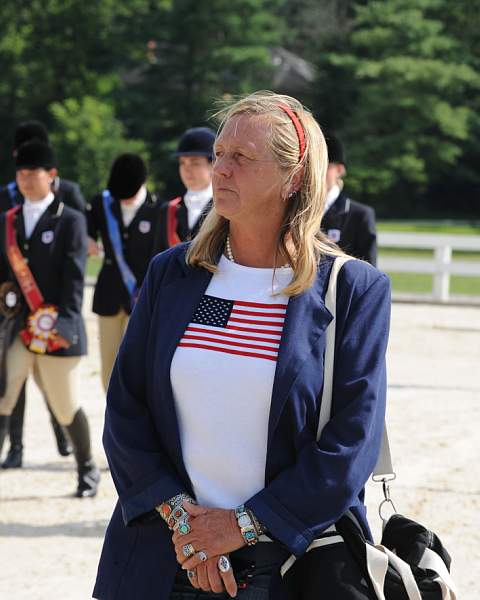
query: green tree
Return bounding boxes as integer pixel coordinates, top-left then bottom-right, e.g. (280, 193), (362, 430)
(115, 0), (285, 195)
(0, 0), (124, 179)
(428, 0), (480, 215)
(50, 96), (148, 199)
(0, 0), (287, 195)
(314, 0), (480, 217)
(278, 0), (357, 62)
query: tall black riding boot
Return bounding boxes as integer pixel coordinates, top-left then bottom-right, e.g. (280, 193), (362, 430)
(2, 383), (26, 469)
(66, 408), (100, 498)
(44, 397), (73, 457)
(0, 414), (9, 460)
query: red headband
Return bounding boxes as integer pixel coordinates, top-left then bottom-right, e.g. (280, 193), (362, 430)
(278, 103), (306, 162)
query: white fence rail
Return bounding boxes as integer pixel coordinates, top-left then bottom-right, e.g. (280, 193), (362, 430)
(378, 232), (480, 303)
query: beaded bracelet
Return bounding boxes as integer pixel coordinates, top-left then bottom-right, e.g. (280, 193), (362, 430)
(235, 505), (259, 546)
(156, 492), (195, 534)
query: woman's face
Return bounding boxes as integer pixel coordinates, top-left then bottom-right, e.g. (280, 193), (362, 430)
(212, 114), (286, 226)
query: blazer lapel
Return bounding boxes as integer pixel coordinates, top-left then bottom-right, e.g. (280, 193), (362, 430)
(175, 200), (189, 241)
(329, 192), (349, 217)
(152, 255), (213, 481)
(267, 260), (333, 446)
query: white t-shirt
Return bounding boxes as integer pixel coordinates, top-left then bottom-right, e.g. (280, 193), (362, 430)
(170, 256), (293, 508)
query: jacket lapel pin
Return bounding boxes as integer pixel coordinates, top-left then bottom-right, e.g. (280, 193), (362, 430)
(41, 230), (54, 244)
(139, 220), (151, 234)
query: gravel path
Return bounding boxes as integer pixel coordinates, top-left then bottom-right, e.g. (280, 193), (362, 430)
(0, 290), (478, 598)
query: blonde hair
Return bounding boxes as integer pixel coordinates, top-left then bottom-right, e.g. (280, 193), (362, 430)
(186, 90), (345, 296)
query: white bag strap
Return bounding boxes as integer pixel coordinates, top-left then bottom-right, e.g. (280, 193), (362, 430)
(367, 545), (423, 600)
(316, 256), (351, 441)
(366, 543), (459, 600)
(374, 428), (394, 479)
(365, 544), (389, 600)
(319, 256), (394, 480)
(280, 256), (395, 579)
(279, 527), (343, 577)
(418, 548), (459, 600)
(433, 577), (458, 600)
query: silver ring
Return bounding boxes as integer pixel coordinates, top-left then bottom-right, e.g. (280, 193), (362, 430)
(182, 543), (196, 558)
(187, 569), (196, 579)
(218, 555), (231, 573)
(197, 550), (208, 562)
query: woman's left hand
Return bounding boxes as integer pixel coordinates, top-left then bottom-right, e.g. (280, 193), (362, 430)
(187, 556), (238, 598)
(172, 501), (245, 570)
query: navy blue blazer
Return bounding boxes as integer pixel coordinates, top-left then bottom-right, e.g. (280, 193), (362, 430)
(93, 244), (391, 600)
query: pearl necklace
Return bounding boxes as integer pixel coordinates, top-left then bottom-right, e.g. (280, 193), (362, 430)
(225, 235), (290, 268)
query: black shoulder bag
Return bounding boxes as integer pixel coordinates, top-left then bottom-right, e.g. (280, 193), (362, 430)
(283, 257), (458, 600)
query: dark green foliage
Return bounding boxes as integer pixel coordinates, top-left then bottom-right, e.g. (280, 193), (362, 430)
(0, 0), (284, 198)
(0, 0), (478, 217)
(313, 0), (480, 217)
(114, 0), (285, 196)
(50, 97), (147, 199)
(0, 0), (123, 180)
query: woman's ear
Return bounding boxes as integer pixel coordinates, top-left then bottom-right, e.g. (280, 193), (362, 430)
(282, 166), (304, 200)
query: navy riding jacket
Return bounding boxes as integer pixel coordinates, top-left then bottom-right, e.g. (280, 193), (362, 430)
(93, 243), (391, 600)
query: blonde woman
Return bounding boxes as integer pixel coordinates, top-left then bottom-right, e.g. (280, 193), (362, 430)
(94, 92), (390, 600)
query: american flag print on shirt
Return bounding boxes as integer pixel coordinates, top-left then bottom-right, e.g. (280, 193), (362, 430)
(178, 294), (288, 362)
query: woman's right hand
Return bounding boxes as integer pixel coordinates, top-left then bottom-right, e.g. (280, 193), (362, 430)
(188, 555), (237, 598)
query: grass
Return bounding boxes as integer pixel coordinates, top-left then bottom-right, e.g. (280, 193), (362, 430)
(379, 248), (480, 261)
(387, 273), (480, 296)
(450, 276), (480, 296)
(87, 255), (102, 278)
(377, 220), (480, 236)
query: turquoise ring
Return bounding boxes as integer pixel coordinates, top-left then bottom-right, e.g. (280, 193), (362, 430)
(178, 521), (191, 535)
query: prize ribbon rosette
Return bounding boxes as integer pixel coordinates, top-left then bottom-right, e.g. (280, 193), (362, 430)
(20, 304), (63, 354)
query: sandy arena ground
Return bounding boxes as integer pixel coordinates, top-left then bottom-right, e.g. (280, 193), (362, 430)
(0, 288), (479, 599)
